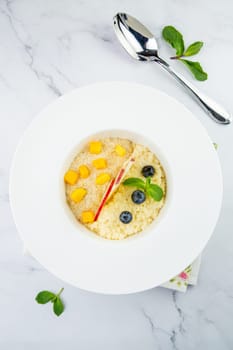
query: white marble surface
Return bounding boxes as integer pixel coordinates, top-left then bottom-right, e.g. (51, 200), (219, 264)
(1, 0), (233, 348)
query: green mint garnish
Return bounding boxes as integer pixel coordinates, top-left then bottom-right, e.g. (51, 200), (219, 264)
(162, 25), (184, 57)
(122, 178), (146, 190)
(184, 41), (203, 56)
(35, 287), (65, 317)
(179, 59), (207, 81)
(147, 183), (163, 201)
(162, 26), (207, 81)
(123, 176), (163, 202)
(53, 296), (64, 316)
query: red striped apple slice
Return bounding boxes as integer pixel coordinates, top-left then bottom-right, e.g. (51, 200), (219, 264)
(94, 156), (135, 221)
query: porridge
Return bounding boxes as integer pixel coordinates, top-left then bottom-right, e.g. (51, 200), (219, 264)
(64, 137), (166, 240)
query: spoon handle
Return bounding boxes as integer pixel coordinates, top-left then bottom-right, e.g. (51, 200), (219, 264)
(156, 58), (231, 124)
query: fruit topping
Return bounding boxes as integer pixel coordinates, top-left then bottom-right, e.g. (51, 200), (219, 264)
(141, 165), (155, 178)
(70, 188), (87, 203)
(78, 165), (90, 179)
(81, 211), (95, 223)
(64, 170), (78, 185)
(89, 141), (102, 154)
(115, 144), (126, 156)
(131, 190), (146, 204)
(96, 173), (111, 185)
(92, 158), (107, 169)
(119, 211), (132, 224)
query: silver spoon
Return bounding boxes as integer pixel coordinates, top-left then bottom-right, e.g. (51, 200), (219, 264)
(113, 13), (231, 124)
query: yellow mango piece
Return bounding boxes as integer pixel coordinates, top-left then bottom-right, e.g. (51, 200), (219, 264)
(89, 141), (102, 154)
(78, 165), (90, 179)
(81, 210), (95, 223)
(64, 170), (78, 185)
(96, 173), (111, 185)
(70, 188), (86, 203)
(115, 144), (126, 156)
(92, 158), (107, 169)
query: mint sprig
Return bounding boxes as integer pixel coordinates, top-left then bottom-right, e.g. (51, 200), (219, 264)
(123, 177), (163, 202)
(35, 287), (65, 317)
(162, 26), (207, 81)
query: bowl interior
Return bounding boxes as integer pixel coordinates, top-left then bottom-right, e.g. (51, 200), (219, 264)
(60, 128), (173, 244)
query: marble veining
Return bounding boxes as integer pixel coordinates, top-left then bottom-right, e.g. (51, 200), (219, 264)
(0, 0), (233, 349)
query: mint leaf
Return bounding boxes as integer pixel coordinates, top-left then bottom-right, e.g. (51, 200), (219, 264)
(35, 291), (55, 304)
(184, 41), (203, 56)
(35, 287), (65, 316)
(179, 59), (208, 81)
(53, 297), (64, 316)
(123, 178), (145, 190)
(147, 184), (164, 201)
(162, 26), (184, 56)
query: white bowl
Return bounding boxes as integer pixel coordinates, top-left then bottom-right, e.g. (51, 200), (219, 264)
(10, 82), (222, 294)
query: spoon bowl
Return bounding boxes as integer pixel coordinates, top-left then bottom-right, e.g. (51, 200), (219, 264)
(113, 13), (159, 61)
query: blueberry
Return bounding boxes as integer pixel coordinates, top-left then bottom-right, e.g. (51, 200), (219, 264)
(141, 165), (155, 178)
(119, 211), (132, 224)
(131, 190), (146, 204)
